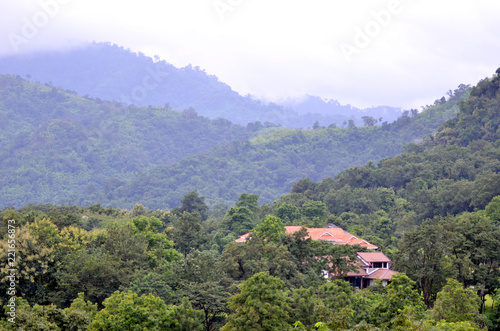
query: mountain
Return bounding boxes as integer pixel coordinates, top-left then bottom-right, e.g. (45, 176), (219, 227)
(0, 42), (401, 128)
(282, 95), (403, 126)
(0, 70), (471, 210)
(0, 74), (270, 207)
(269, 68), (500, 233)
(92, 83), (469, 209)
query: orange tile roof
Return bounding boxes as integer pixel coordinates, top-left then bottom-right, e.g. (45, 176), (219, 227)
(357, 252), (392, 263)
(284, 226), (378, 249)
(235, 226), (378, 249)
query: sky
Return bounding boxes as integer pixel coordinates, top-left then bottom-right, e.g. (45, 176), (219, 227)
(1, 0), (500, 110)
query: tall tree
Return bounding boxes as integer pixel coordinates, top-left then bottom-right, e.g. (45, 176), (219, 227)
(173, 190), (209, 221)
(172, 212), (205, 257)
(253, 215), (285, 244)
(236, 193), (260, 215)
(396, 219), (450, 307)
(222, 272), (292, 331)
(221, 206), (255, 236)
(175, 250), (230, 331)
(431, 278), (481, 324)
(372, 273), (426, 328)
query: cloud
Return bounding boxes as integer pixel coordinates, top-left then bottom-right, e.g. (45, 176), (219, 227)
(1, 0), (499, 109)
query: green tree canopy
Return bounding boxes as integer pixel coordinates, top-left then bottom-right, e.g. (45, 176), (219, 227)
(253, 215), (285, 244)
(90, 291), (174, 330)
(431, 278), (480, 323)
(222, 272), (292, 331)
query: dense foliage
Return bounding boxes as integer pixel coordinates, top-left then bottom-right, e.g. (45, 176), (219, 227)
(0, 74), (271, 207)
(0, 191), (497, 329)
(0, 72), (469, 209)
(1, 55), (499, 330)
(120, 85), (465, 209)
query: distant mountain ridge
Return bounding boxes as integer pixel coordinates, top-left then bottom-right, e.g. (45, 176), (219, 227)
(283, 95), (403, 126)
(0, 42), (402, 128)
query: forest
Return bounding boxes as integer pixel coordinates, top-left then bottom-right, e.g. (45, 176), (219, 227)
(0, 73), (469, 209)
(0, 68), (500, 330)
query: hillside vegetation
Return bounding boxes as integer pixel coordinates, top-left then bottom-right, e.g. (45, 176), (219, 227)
(101, 83), (469, 209)
(1, 69), (500, 330)
(0, 74), (469, 209)
(0, 74), (264, 207)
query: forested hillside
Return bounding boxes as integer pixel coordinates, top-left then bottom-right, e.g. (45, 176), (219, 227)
(0, 42), (402, 128)
(280, 69), (500, 230)
(0, 74), (270, 207)
(0, 74), (468, 209)
(100, 83), (469, 209)
(1, 69), (499, 330)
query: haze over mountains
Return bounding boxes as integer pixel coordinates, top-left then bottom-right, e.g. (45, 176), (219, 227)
(0, 42), (403, 128)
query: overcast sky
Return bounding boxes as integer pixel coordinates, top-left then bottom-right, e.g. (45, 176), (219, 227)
(1, 0), (499, 109)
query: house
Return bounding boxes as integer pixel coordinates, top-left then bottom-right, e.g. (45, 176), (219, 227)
(329, 252), (398, 289)
(236, 225), (398, 288)
(235, 225), (379, 250)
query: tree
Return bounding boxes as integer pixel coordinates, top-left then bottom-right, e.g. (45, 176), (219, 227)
(90, 291), (174, 330)
(222, 206), (255, 235)
(131, 203), (147, 217)
(253, 215), (285, 244)
(102, 223), (149, 270)
(173, 190), (209, 221)
(0, 297), (64, 330)
(169, 297), (205, 331)
(131, 216), (182, 266)
(314, 280), (356, 329)
(485, 195), (500, 224)
(220, 239), (304, 288)
(441, 213), (500, 311)
(311, 240), (359, 279)
(236, 193), (260, 215)
(431, 278), (480, 323)
(0, 218), (62, 306)
(172, 212), (205, 256)
(56, 247), (124, 307)
(280, 227), (314, 272)
(121, 271), (173, 304)
(396, 219), (450, 307)
(277, 203), (301, 224)
(175, 250), (230, 331)
(432, 321), (483, 331)
(289, 287), (318, 330)
(222, 272), (292, 331)
(301, 201), (327, 227)
(372, 273), (426, 328)
(361, 116), (377, 127)
(62, 292), (98, 331)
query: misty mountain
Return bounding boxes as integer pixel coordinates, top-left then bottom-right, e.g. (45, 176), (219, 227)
(283, 95), (403, 126)
(0, 42), (401, 128)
